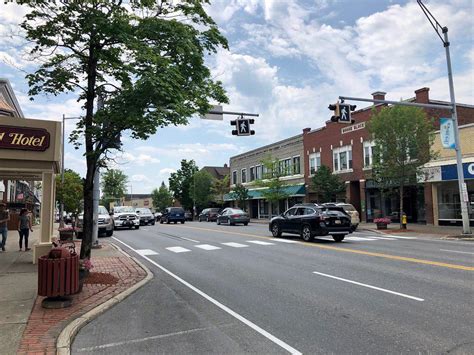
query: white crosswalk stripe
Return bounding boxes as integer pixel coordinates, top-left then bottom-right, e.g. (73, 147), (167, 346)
(247, 240), (275, 246)
(380, 235), (417, 240)
(221, 242), (248, 248)
(136, 249), (158, 256)
(272, 239), (300, 244)
(195, 244), (221, 251)
(166, 246), (191, 253)
(346, 237), (380, 241)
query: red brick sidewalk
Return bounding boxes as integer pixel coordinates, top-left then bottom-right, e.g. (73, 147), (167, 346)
(17, 243), (147, 355)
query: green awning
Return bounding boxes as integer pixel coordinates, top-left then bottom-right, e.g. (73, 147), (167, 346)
(224, 184), (306, 201)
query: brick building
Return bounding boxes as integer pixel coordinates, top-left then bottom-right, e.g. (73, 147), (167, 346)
(303, 87), (474, 223)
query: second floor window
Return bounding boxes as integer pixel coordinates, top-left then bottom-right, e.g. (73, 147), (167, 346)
(232, 171), (237, 184)
(250, 166), (255, 181)
(309, 152), (321, 175)
(333, 145), (352, 172)
(363, 141), (376, 168)
(293, 156), (301, 174)
(255, 165), (262, 180)
(279, 158), (292, 176)
(241, 168), (247, 183)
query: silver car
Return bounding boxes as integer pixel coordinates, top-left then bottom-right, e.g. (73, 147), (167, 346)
(76, 205), (114, 237)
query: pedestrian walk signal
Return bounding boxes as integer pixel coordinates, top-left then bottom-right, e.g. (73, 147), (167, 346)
(328, 102), (356, 124)
(231, 118), (255, 136)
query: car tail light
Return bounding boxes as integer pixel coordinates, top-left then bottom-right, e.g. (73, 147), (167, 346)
(231, 214), (240, 218)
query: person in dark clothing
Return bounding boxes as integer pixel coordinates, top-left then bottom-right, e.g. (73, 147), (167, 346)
(0, 203), (9, 252)
(17, 208), (33, 251)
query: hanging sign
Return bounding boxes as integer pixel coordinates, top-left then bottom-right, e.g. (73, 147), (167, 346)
(440, 118), (456, 149)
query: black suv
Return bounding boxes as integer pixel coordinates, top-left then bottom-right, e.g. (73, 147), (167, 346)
(198, 208), (221, 222)
(160, 207), (186, 224)
(269, 204), (352, 242)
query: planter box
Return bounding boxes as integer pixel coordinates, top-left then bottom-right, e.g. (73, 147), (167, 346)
(59, 231), (75, 241)
(376, 223), (388, 230)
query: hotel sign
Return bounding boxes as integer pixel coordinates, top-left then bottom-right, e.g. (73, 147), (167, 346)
(0, 125), (50, 151)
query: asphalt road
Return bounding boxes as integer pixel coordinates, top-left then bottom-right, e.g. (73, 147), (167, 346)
(72, 222), (474, 354)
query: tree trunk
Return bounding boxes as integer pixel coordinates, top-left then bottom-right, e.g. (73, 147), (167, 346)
(399, 184), (404, 230)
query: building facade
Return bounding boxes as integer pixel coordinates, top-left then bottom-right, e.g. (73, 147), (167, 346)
(302, 87), (474, 223)
(227, 134), (305, 218)
(421, 124), (474, 226)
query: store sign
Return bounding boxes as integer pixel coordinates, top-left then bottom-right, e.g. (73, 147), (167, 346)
(441, 162), (474, 181)
(0, 125), (50, 151)
(418, 166), (442, 182)
(341, 121), (365, 134)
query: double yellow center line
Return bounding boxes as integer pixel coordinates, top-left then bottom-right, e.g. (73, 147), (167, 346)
(173, 225), (474, 271)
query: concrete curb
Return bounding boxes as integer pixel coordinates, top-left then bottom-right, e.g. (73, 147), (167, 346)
(56, 243), (154, 355)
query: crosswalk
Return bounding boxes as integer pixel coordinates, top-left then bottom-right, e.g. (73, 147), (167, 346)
(134, 234), (417, 256)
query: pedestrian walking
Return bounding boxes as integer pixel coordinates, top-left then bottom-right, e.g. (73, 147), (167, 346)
(18, 208), (33, 251)
(0, 203), (9, 252)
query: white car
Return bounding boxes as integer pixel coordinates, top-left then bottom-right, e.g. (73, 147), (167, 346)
(335, 203), (360, 231)
(111, 206), (140, 230)
(135, 207), (155, 226)
(77, 205), (114, 237)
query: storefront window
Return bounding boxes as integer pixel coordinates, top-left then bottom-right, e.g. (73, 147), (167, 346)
(438, 180), (474, 221)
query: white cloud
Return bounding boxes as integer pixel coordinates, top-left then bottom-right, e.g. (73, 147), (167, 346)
(130, 174), (152, 183)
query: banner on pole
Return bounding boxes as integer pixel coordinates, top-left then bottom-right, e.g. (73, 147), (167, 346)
(440, 118), (456, 149)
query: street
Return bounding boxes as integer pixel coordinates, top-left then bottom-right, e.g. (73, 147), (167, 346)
(72, 222), (474, 354)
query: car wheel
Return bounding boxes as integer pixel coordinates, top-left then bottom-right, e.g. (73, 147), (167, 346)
(181, 221), (185, 224)
(301, 225), (312, 242)
(243, 222), (248, 226)
(332, 234), (345, 242)
(113, 226), (117, 230)
(129, 226), (132, 229)
(160, 220), (163, 224)
(271, 223), (282, 237)
(135, 225), (140, 230)
(217, 219), (221, 225)
(167, 220), (170, 224)
(106, 230), (113, 237)
(174, 221), (177, 224)
(151, 221), (155, 226)
(229, 221), (235, 226)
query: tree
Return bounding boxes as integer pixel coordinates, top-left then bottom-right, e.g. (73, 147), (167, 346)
(169, 160), (199, 211)
(310, 165), (345, 203)
(213, 175), (230, 207)
(151, 182), (174, 212)
(101, 169), (128, 209)
(230, 184), (250, 210)
(20, 1), (228, 259)
(256, 157), (290, 217)
(55, 169), (83, 219)
(368, 105), (437, 228)
(190, 170), (214, 211)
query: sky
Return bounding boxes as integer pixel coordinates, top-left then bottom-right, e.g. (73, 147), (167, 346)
(0, 0), (473, 194)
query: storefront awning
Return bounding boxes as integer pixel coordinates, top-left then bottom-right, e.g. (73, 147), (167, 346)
(224, 184), (306, 201)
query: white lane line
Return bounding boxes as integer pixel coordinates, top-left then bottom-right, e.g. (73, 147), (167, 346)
(440, 249), (474, 255)
(112, 237), (302, 355)
(312, 271), (424, 302)
(221, 242), (248, 248)
(142, 228), (149, 231)
(272, 239), (300, 244)
(347, 237), (379, 241)
(368, 236), (397, 240)
(136, 249), (159, 256)
(179, 236), (200, 243)
(381, 235), (417, 240)
(166, 246), (191, 253)
(247, 240), (275, 246)
(195, 244), (221, 251)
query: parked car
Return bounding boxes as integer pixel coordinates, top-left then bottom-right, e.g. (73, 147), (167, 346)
(216, 208), (250, 226)
(111, 206), (140, 230)
(269, 204), (352, 242)
(324, 203), (360, 231)
(135, 207), (155, 226)
(76, 205), (114, 238)
(198, 208), (221, 222)
(185, 211), (193, 221)
(160, 207), (186, 224)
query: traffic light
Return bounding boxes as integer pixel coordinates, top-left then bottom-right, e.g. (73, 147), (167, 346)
(328, 102), (340, 122)
(231, 118), (255, 136)
(328, 102), (357, 124)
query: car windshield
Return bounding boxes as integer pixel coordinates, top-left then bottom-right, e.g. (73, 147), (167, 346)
(114, 207), (135, 213)
(170, 208), (184, 212)
(98, 206), (108, 215)
(229, 209), (245, 214)
(136, 208), (151, 214)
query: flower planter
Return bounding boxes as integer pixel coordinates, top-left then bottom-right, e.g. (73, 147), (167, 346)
(376, 223), (388, 230)
(59, 231), (75, 241)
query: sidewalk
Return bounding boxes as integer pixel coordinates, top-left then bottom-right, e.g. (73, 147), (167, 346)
(0, 225), (152, 355)
(358, 222), (473, 239)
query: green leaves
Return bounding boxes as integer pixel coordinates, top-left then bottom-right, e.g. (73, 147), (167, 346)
(100, 169), (128, 206)
(310, 165), (345, 203)
(55, 169), (83, 216)
(230, 184), (250, 210)
(151, 182), (174, 212)
(169, 160), (199, 210)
